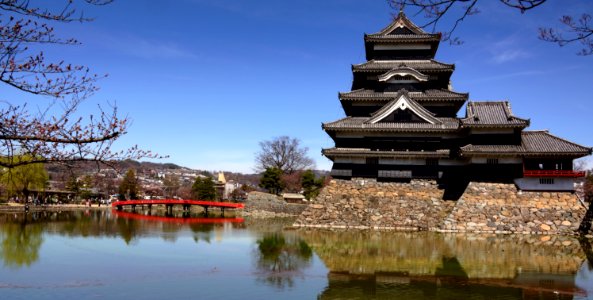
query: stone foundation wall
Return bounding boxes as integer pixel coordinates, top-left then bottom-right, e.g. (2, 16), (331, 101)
(444, 182), (586, 234)
(294, 179), (592, 235)
(243, 191), (307, 217)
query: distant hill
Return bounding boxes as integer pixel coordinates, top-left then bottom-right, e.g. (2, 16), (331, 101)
(45, 160), (329, 186)
(45, 160), (259, 178)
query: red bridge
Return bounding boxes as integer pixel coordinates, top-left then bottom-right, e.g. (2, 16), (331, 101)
(111, 199), (244, 213)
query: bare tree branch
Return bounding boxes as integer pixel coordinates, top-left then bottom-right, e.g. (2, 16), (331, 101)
(0, 1), (165, 169)
(540, 14), (593, 55)
(389, 0), (593, 55)
(255, 136), (315, 174)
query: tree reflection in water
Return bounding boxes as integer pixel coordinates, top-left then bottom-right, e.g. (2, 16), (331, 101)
(0, 215), (43, 268)
(255, 233), (313, 289)
(189, 223), (214, 244)
(115, 216), (140, 245)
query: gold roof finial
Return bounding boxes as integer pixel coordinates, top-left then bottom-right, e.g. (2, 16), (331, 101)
(217, 171), (226, 184)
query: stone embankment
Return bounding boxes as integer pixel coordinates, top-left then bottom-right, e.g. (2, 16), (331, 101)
(0, 203), (109, 212)
(294, 179), (593, 235)
(242, 191), (307, 217)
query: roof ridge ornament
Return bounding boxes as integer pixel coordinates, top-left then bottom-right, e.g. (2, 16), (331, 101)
(372, 9), (428, 36)
(504, 101), (515, 120)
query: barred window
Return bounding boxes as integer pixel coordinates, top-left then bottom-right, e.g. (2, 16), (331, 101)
(426, 158), (439, 166)
(331, 169), (352, 177)
(487, 158), (499, 165)
(366, 157), (379, 165)
(378, 170), (412, 178)
(539, 178), (555, 185)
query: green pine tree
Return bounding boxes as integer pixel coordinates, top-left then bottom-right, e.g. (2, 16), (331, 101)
(118, 169), (139, 200)
(191, 176), (216, 200)
(301, 169), (324, 200)
(259, 167), (284, 195)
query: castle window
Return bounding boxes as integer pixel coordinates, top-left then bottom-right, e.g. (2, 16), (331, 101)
(379, 170), (412, 178)
(487, 158), (499, 165)
(539, 178), (555, 185)
(331, 169), (352, 177)
(366, 157), (379, 165)
(426, 158), (439, 166)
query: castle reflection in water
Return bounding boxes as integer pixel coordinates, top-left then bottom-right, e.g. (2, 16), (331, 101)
(0, 210), (591, 299)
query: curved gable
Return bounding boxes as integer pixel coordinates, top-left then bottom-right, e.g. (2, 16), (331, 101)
(367, 91), (441, 125)
(378, 66), (429, 82)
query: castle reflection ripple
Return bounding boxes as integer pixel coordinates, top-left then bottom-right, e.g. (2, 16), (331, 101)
(1, 211), (592, 299)
(298, 230), (593, 299)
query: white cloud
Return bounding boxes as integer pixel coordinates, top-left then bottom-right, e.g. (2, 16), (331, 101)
(486, 34), (532, 64)
(491, 49), (530, 64)
(92, 32), (198, 60)
(191, 150), (255, 173)
(463, 69), (544, 83)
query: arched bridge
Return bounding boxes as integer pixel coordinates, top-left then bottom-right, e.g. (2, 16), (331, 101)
(111, 199), (244, 214)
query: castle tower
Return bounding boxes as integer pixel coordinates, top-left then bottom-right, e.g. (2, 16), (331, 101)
(323, 12), (591, 193)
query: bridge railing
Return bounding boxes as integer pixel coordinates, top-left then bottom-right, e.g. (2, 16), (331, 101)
(523, 170), (586, 178)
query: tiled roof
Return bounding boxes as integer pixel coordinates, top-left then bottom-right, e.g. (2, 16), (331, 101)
(323, 147), (450, 158)
(364, 34), (440, 43)
(339, 89), (468, 102)
(522, 131), (592, 154)
(460, 131), (592, 156)
(461, 101), (529, 128)
(353, 60), (454, 72)
(323, 116), (460, 131)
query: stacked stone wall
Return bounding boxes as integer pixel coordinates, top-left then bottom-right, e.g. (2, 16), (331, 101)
(444, 182), (586, 234)
(294, 179), (592, 235)
(243, 191), (307, 217)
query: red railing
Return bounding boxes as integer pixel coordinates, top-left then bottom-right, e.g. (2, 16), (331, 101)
(523, 170), (586, 178)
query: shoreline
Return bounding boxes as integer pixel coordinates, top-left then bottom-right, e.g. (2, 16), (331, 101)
(0, 203), (110, 212)
(2, 202), (591, 239)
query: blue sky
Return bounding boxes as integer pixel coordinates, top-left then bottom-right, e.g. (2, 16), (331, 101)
(3, 0), (592, 173)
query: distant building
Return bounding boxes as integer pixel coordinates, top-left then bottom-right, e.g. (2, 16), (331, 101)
(282, 193), (306, 203)
(323, 11), (592, 195)
(215, 172), (239, 200)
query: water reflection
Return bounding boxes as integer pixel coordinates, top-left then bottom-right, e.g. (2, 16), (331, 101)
(255, 233), (313, 289)
(298, 230), (593, 299)
(1, 211), (592, 299)
(0, 210), (246, 265)
(0, 217), (43, 268)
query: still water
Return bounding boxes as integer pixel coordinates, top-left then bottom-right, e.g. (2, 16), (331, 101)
(0, 209), (592, 300)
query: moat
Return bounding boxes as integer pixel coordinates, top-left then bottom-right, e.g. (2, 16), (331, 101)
(0, 210), (592, 299)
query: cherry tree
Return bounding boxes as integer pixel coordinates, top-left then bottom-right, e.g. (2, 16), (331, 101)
(0, 0), (161, 169)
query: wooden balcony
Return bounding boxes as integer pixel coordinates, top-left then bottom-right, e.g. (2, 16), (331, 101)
(523, 170), (586, 178)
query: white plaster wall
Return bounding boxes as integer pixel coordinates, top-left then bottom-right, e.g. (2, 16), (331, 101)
(374, 44), (431, 50)
(514, 178), (575, 191)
